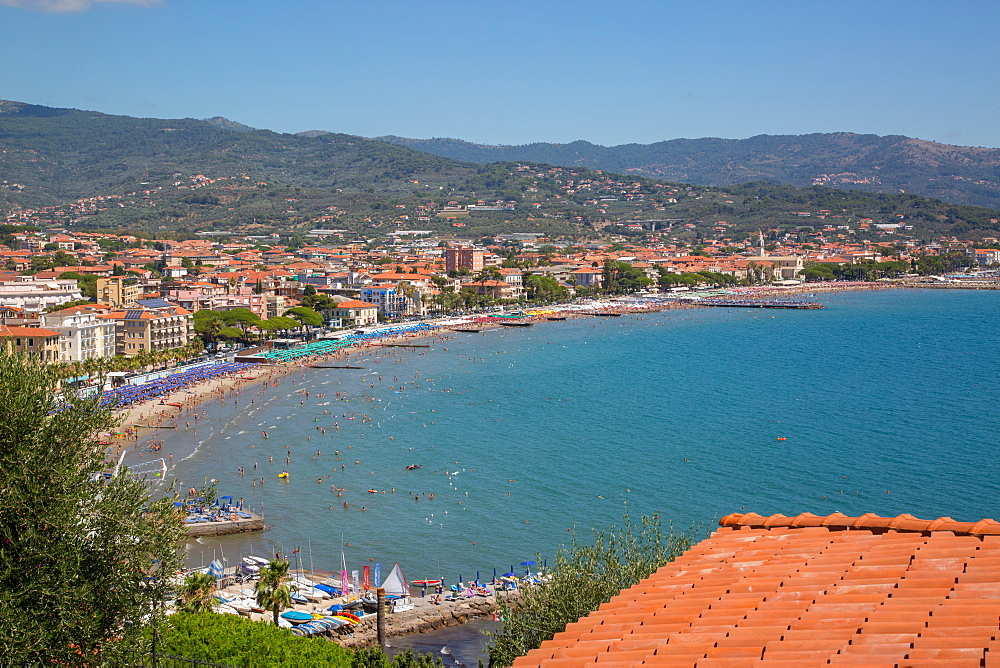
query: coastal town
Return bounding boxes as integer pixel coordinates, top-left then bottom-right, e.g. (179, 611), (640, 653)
(2, 209), (998, 363)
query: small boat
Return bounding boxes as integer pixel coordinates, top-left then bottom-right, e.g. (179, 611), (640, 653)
(277, 472), (289, 478)
(240, 563), (260, 574)
(290, 592), (308, 605)
(245, 555), (271, 565)
(314, 583), (341, 596)
(333, 612), (360, 623)
(367, 489), (378, 493)
(281, 610), (315, 624)
(546, 316), (567, 321)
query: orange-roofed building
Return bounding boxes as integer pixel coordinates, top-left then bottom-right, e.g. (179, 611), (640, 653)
(329, 299), (378, 327)
(97, 301), (194, 356)
(0, 325), (62, 362)
(514, 511), (1000, 667)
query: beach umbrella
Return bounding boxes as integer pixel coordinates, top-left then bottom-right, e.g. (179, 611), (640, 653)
(502, 571), (517, 577)
(476, 571), (480, 584)
(493, 567), (497, 581)
(521, 560), (536, 575)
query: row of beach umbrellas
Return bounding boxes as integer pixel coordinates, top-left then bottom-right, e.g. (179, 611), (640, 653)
(98, 362), (259, 408)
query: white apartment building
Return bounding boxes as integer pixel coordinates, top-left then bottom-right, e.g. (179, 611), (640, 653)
(40, 305), (118, 361)
(0, 276), (84, 312)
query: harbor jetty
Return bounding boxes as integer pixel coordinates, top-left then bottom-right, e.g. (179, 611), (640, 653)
(338, 591), (502, 648)
(698, 299), (823, 310)
(182, 509), (265, 537)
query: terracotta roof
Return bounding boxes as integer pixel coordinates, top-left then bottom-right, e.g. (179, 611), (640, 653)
(721, 511), (1000, 536)
(514, 511), (1000, 667)
(0, 325), (61, 337)
(334, 299), (378, 309)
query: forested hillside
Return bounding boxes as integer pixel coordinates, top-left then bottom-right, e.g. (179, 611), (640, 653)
(0, 100), (471, 210)
(376, 133), (1000, 209)
(2, 101), (1000, 243)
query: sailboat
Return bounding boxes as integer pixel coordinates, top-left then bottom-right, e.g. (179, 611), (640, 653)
(382, 563), (414, 612)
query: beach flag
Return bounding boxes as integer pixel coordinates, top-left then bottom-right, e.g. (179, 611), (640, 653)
(208, 559), (224, 580)
(363, 565), (370, 590)
(341, 569), (349, 596)
(374, 563), (381, 588)
(352, 570), (359, 594)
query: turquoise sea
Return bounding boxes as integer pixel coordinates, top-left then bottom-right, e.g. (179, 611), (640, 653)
(150, 289), (1000, 582)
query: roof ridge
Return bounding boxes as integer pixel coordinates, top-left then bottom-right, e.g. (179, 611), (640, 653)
(719, 511), (1000, 536)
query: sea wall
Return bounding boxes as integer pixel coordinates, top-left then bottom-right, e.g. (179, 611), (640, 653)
(338, 593), (508, 648)
(183, 513), (265, 537)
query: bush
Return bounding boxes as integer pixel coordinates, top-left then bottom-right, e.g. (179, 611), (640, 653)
(487, 511), (700, 666)
(155, 612), (444, 667)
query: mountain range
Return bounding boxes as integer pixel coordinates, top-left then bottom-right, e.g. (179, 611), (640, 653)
(376, 133), (1000, 210)
(1, 100), (999, 242)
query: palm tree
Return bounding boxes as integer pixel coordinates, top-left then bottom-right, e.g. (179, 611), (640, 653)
(178, 572), (217, 613)
(254, 558), (296, 626)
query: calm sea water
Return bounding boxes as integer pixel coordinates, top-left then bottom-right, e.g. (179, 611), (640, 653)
(152, 289), (1000, 583)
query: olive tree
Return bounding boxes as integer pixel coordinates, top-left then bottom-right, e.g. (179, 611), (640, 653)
(0, 352), (183, 664)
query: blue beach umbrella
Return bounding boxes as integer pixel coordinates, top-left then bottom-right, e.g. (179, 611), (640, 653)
(521, 560), (536, 575)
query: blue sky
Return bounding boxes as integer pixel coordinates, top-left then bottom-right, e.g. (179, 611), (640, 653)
(2, 0), (998, 147)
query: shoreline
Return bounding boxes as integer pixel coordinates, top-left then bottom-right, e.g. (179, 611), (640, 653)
(110, 283), (894, 476)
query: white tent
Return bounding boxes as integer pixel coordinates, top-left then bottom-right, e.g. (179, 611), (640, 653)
(381, 562), (408, 596)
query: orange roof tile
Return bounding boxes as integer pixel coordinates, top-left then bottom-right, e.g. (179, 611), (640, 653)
(514, 511), (1000, 667)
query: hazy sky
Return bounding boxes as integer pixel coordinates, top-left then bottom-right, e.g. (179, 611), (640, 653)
(2, 0), (998, 147)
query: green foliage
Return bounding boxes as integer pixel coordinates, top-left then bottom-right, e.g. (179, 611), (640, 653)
(284, 306), (323, 328)
(602, 260), (651, 295)
(43, 297), (94, 312)
(155, 612), (353, 666)
(58, 271), (98, 299)
(217, 326), (246, 340)
(153, 612), (447, 666)
(254, 559), (296, 627)
(524, 274), (568, 302)
(488, 512), (699, 666)
(259, 316), (301, 333)
(0, 352), (184, 664)
(178, 572), (216, 614)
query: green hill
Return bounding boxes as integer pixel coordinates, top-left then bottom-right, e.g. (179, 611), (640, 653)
(0, 99), (472, 209)
(1, 101), (999, 243)
(375, 132), (1000, 210)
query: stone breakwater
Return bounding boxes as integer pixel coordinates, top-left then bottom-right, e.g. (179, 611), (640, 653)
(338, 592), (511, 649)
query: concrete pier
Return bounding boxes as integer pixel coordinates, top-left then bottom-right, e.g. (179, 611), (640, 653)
(183, 511), (265, 538)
